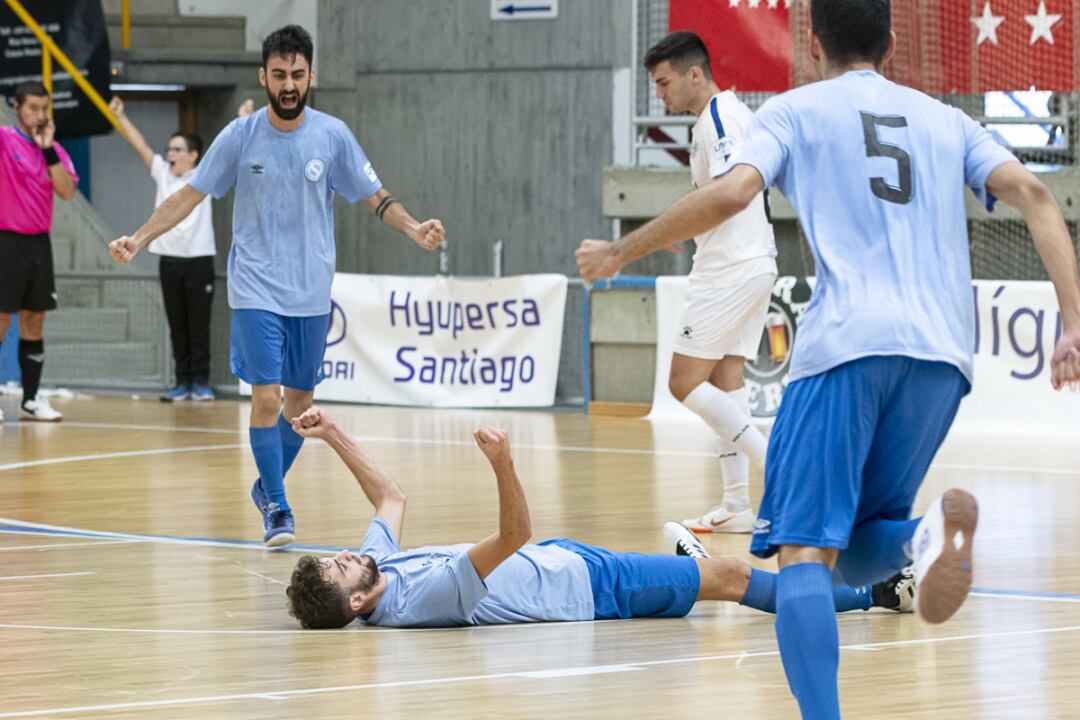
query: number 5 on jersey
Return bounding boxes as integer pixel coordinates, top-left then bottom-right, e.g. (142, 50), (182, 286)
(860, 111), (912, 205)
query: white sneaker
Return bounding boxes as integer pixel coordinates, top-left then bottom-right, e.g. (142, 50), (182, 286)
(910, 489), (978, 624)
(20, 398), (63, 422)
(681, 505), (756, 534)
(662, 522), (710, 559)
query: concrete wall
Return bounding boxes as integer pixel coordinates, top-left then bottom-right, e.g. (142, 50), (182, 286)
(315, 0), (631, 402)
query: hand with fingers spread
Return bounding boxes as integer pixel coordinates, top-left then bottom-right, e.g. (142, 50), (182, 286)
(412, 218), (446, 252)
(1051, 327), (1080, 390)
(575, 239), (623, 284)
(291, 406), (336, 439)
(473, 425), (512, 468)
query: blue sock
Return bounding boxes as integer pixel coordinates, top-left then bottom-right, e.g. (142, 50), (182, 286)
(741, 568), (871, 614)
(835, 517), (920, 587)
(250, 426), (288, 511)
(775, 563), (841, 720)
(278, 413), (305, 476)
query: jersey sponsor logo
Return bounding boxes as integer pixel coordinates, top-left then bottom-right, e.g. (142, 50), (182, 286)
(304, 158), (326, 183)
(712, 137), (735, 162)
(250, 164), (264, 175)
(363, 162), (379, 184)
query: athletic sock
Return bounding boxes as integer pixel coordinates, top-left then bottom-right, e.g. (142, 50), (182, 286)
(278, 413), (305, 477)
(682, 382), (767, 468)
(250, 426), (288, 511)
(18, 339), (45, 405)
(834, 517), (920, 587)
(740, 568), (872, 615)
(718, 439), (750, 513)
(775, 563), (841, 720)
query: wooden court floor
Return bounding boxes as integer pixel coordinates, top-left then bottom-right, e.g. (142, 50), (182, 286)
(0, 395), (1078, 719)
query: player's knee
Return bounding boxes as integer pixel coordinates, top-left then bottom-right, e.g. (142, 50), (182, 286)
(668, 374), (693, 402)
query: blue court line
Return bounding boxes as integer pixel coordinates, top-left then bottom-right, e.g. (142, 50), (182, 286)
(0, 522), (354, 555)
(3, 520), (1079, 603)
(971, 587), (1080, 602)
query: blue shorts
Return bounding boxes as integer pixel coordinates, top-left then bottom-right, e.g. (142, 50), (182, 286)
(542, 539), (700, 620)
(230, 309), (331, 391)
(750, 356), (969, 559)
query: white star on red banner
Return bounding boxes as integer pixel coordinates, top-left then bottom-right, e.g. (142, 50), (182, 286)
(1025, 0), (1062, 45)
(971, 2), (1005, 46)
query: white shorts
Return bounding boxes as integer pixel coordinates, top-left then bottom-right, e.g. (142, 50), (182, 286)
(672, 272), (776, 360)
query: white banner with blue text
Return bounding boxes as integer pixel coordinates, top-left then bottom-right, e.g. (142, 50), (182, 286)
(317, 273), (567, 407)
(650, 276), (1077, 436)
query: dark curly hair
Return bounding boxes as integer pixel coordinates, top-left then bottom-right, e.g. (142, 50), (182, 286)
(262, 24), (313, 68)
(286, 555), (353, 629)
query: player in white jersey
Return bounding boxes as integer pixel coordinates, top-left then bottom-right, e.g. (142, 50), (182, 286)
(579, 31), (778, 534)
(578, 1), (1080, 717)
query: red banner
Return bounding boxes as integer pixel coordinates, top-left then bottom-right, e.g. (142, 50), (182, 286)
(669, 0), (792, 92)
(675, 0), (1079, 94)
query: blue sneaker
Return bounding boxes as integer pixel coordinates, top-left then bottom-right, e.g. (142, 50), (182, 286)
(264, 507), (295, 547)
(191, 385), (216, 402)
(250, 478), (269, 514)
(160, 384), (191, 403)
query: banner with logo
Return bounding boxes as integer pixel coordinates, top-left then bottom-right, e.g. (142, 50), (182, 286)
(649, 276), (1078, 436)
(315, 273), (567, 407)
(0, 0), (113, 138)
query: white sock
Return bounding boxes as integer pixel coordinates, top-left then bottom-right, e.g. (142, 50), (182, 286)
(682, 382), (767, 469)
(718, 439), (750, 512)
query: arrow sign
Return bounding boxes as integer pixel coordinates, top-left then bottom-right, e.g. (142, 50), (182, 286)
(491, 0), (559, 21)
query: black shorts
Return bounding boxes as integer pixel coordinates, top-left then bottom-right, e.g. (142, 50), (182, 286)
(0, 230), (57, 313)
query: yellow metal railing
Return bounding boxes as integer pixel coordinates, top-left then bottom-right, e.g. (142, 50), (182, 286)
(2, 0), (122, 132)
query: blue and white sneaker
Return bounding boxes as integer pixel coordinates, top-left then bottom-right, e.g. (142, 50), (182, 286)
(264, 506), (295, 547)
(910, 489), (978, 624)
(191, 385), (215, 401)
(251, 478), (269, 514)
(160, 384), (191, 403)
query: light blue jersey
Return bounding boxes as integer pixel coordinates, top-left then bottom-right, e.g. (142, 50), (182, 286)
(733, 70), (1016, 384)
(190, 107), (382, 317)
(357, 518), (594, 628)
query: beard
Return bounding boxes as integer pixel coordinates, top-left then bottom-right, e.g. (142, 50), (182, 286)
(349, 553), (380, 594)
(267, 85), (309, 121)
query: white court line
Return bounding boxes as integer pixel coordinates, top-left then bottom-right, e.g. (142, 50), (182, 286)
(0, 443), (247, 472)
(1, 623), (1079, 719)
(10, 420), (1080, 475)
(0, 539), (142, 552)
(0, 572), (95, 581)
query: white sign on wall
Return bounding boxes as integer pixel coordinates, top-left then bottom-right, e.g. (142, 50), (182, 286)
(648, 276), (1078, 437)
(491, 0), (559, 21)
(319, 273), (567, 407)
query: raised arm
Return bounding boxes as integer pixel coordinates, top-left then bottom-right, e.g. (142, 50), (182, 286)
(986, 161), (1080, 388)
(466, 427), (532, 581)
(108, 96), (154, 169)
(290, 407), (406, 540)
(108, 184), (206, 264)
(575, 163), (763, 283)
(361, 187), (446, 252)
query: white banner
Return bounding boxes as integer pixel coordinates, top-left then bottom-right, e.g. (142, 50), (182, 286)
(954, 280), (1079, 435)
(648, 276), (1078, 436)
(317, 273), (567, 407)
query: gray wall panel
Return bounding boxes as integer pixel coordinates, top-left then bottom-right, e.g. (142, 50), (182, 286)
(342, 0), (615, 72)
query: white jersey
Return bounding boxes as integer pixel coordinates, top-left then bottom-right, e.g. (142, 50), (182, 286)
(689, 91), (777, 285)
(147, 154), (216, 258)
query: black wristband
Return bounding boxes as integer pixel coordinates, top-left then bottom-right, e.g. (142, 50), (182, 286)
(41, 145), (60, 166)
(375, 196), (400, 221)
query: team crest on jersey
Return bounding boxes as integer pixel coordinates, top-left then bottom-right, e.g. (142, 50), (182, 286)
(305, 159), (326, 182)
